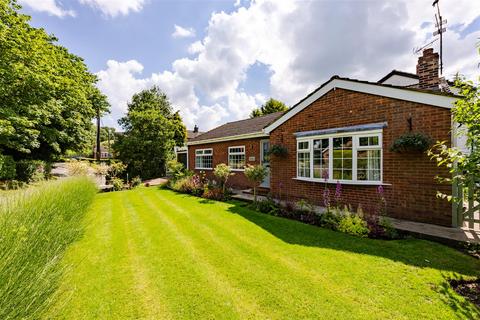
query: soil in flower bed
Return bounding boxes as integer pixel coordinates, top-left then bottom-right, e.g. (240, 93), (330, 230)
(450, 279), (480, 307)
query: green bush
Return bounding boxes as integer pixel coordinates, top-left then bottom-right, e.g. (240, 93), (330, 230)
(255, 197), (280, 216)
(167, 160), (185, 181)
(213, 163), (233, 193)
(337, 214), (369, 237)
(66, 160), (90, 176)
(0, 177), (97, 319)
(390, 132), (433, 153)
(0, 155), (16, 180)
(111, 177), (124, 191)
(131, 176), (142, 188)
(15, 160), (44, 183)
(317, 210), (342, 230)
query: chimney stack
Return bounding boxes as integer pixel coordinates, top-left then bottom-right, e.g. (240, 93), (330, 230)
(193, 125), (199, 133)
(416, 48), (440, 91)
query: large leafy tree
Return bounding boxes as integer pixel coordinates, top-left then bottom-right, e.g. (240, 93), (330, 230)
(250, 98), (288, 118)
(0, 0), (109, 161)
(114, 86), (186, 179)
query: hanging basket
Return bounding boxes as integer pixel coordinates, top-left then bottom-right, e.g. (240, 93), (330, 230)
(390, 132), (433, 153)
(268, 144), (288, 157)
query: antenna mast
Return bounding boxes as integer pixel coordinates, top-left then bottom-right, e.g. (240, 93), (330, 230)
(432, 0), (446, 75)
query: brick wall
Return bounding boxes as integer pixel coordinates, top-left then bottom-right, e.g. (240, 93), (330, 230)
(188, 137), (266, 189)
(417, 48), (439, 91)
(269, 88), (452, 226)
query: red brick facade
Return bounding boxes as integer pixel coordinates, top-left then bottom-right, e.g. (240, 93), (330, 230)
(269, 88), (452, 226)
(188, 137), (266, 189)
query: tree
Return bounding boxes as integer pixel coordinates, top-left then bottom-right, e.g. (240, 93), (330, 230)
(213, 163), (234, 194)
(0, 0), (109, 161)
(244, 164), (267, 204)
(250, 98), (288, 118)
(114, 86), (186, 179)
(429, 75), (480, 203)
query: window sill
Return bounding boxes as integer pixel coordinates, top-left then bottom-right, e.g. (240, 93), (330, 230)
(293, 177), (391, 186)
(195, 168), (213, 171)
(231, 169), (245, 172)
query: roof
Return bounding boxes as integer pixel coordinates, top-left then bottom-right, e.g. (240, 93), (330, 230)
(264, 76), (459, 134)
(188, 111), (285, 144)
(378, 70), (418, 83)
(187, 130), (203, 140)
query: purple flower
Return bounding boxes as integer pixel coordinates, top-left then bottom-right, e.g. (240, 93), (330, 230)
(323, 188), (331, 208)
(335, 181), (342, 199)
(377, 185), (384, 195)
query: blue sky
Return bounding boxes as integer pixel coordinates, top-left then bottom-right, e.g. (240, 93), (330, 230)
(19, 0), (480, 131)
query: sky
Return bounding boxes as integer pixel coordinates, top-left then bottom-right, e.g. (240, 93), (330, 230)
(19, 0), (480, 131)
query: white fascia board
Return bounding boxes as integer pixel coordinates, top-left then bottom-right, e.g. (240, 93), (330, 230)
(264, 79), (458, 133)
(186, 131), (268, 146)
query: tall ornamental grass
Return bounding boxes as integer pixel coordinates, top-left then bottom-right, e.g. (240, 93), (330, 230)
(0, 177), (97, 319)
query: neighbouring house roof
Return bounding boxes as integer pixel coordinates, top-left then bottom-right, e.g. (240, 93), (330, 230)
(188, 111), (285, 145)
(264, 76), (459, 134)
(378, 70), (419, 84)
(187, 130), (204, 140)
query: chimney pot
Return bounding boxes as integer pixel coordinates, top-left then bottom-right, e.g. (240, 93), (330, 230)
(193, 125), (199, 133)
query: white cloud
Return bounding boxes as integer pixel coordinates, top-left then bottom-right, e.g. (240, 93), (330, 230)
(19, 0), (75, 17)
(172, 25), (196, 38)
(98, 0), (480, 131)
(78, 0), (145, 17)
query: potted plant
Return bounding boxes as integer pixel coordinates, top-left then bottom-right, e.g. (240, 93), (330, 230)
(268, 144), (288, 157)
(390, 132), (433, 153)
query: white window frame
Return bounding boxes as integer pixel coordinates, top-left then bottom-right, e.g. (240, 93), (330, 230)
(228, 146), (246, 171)
(295, 129), (383, 185)
(296, 141), (311, 178)
(195, 148), (213, 170)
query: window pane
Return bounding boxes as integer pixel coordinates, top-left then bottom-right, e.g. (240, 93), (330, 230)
(313, 138), (329, 179)
(359, 135), (379, 147)
(332, 136), (352, 180)
(297, 151), (310, 177)
(357, 148), (380, 181)
(298, 141), (309, 150)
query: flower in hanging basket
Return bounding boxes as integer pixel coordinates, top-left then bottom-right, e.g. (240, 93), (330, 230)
(390, 132), (433, 153)
(268, 144), (288, 157)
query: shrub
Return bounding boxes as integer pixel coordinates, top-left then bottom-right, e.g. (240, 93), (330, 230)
(255, 197), (280, 216)
(0, 155), (16, 180)
(16, 160), (44, 183)
(390, 132), (433, 153)
(108, 161), (126, 179)
(170, 175), (204, 196)
(167, 160), (185, 181)
(66, 161), (90, 176)
(317, 210), (342, 230)
(244, 164), (267, 203)
(202, 186), (225, 201)
(295, 199), (316, 224)
(111, 177), (124, 191)
(131, 176), (142, 188)
(213, 163), (234, 193)
(0, 177), (97, 319)
(337, 213), (369, 237)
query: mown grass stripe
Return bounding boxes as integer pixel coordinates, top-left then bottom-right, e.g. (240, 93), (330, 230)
(148, 189), (379, 319)
(124, 190), (248, 319)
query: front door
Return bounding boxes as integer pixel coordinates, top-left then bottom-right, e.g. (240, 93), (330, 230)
(260, 140), (270, 188)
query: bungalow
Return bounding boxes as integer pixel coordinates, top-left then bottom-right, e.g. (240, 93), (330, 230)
(187, 48), (464, 227)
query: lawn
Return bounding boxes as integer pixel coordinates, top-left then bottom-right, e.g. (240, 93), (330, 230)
(49, 187), (480, 319)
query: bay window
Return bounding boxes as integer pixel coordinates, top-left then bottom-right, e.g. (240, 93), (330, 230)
(195, 149), (213, 169)
(228, 146), (246, 170)
(296, 130), (382, 184)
